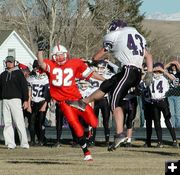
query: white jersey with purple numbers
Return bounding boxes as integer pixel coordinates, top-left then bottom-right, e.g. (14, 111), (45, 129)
(27, 74), (49, 103)
(103, 27), (147, 68)
(149, 74), (169, 100)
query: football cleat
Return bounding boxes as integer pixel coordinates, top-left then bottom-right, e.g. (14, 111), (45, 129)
(172, 140), (179, 148)
(84, 151), (93, 161)
(66, 99), (86, 111)
(84, 154), (93, 161)
(108, 133), (128, 151)
(156, 142), (164, 148)
(143, 142), (152, 148)
(53, 142), (62, 148)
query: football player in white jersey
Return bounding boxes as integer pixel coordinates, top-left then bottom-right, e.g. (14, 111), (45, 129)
(90, 60), (114, 146)
(83, 19), (153, 151)
(149, 63), (179, 148)
(78, 79), (92, 98)
(77, 79), (95, 146)
(27, 60), (50, 146)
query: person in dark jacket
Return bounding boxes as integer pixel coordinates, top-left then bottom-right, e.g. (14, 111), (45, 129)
(0, 56), (29, 149)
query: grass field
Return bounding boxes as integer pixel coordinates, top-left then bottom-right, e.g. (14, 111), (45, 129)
(0, 140), (179, 175)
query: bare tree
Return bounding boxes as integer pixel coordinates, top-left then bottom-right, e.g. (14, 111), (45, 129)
(0, 0), (146, 59)
(0, 0), (36, 52)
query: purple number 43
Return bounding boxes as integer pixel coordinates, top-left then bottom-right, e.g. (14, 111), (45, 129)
(127, 34), (144, 56)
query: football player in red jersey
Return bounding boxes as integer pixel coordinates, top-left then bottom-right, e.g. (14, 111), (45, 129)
(37, 39), (105, 161)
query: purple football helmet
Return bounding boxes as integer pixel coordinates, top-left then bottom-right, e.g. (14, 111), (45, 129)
(107, 19), (127, 33)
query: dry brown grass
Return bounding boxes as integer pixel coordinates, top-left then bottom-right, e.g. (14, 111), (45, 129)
(143, 19), (180, 60)
(0, 140), (179, 175)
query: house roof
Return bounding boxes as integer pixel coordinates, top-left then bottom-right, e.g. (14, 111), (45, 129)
(0, 29), (37, 60)
(0, 30), (13, 45)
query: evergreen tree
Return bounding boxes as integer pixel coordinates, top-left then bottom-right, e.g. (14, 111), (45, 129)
(88, 0), (148, 37)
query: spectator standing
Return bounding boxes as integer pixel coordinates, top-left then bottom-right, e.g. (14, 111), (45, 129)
(149, 63), (179, 148)
(0, 56), (29, 149)
(16, 63), (31, 144)
(139, 77), (154, 147)
(137, 63), (147, 128)
(165, 60), (180, 128)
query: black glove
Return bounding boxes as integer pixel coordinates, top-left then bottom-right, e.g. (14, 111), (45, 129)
(91, 60), (99, 67)
(143, 72), (153, 87)
(37, 36), (49, 51)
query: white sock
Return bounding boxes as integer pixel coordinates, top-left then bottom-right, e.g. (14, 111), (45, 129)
(127, 138), (131, 143)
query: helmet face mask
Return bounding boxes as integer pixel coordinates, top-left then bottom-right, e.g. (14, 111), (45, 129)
(53, 53), (67, 65)
(107, 19), (127, 33)
(52, 45), (68, 65)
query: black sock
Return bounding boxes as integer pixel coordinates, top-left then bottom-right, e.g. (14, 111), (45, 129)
(78, 136), (89, 154)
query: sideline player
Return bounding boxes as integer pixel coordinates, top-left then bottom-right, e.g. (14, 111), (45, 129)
(83, 19), (153, 151)
(149, 63), (179, 148)
(27, 60), (50, 146)
(37, 41), (105, 161)
(77, 79), (94, 146)
(90, 60), (114, 146)
(121, 87), (138, 147)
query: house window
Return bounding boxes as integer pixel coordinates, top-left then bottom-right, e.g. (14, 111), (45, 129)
(8, 49), (16, 58)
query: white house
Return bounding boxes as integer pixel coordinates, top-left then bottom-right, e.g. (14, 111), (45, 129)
(0, 30), (36, 73)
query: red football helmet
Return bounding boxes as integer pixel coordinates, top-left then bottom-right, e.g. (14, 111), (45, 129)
(52, 44), (69, 65)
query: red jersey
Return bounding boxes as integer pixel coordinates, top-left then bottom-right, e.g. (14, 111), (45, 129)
(44, 58), (93, 101)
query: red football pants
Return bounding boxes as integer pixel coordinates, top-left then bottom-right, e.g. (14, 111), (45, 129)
(58, 101), (98, 138)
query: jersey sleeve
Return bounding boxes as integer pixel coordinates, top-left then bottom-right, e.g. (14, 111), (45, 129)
(103, 32), (116, 52)
(43, 59), (51, 73)
(76, 59), (93, 80)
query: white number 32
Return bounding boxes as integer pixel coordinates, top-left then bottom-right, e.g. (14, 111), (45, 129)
(52, 68), (73, 86)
